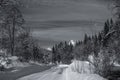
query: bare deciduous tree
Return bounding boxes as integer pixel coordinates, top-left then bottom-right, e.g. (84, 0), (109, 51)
(0, 0), (24, 55)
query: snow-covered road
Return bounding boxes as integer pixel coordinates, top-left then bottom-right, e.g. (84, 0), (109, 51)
(17, 61), (106, 80)
(17, 66), (66, 80)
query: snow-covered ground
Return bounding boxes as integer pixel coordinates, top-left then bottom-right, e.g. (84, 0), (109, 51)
(0, 56), (29, 73)
(6, 56), (29, 68)
(68, 60), (95, 74)
(18, 60), (106, 80)
(114, 62), (120, 67)
(62, 70), (105, 80)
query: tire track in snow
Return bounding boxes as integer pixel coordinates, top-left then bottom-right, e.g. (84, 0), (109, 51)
(17, 67), (64, 80)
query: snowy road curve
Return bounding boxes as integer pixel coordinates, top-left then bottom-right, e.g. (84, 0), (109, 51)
(17, 66), (66, 80)
(17, 62), (106, 80)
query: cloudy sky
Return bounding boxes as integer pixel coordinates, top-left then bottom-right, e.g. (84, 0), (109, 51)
(22, 0), (112, 48)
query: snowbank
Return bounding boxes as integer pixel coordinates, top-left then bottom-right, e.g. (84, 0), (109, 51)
(57, 64), (69, 68)
(68, 60), (95, 74)
(114, 62), (120, 67)
(62, 70), (106, 80)
(61, 60), (106, 80)
(0, 56), (29, 69)
(7, 56), (29, 68)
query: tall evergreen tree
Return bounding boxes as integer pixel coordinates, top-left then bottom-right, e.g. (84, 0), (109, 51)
(84, 34), (88, 44)
(103, 21), (109, 35)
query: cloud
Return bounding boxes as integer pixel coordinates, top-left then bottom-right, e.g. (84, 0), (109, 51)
(25, 20), (103, 30)
(22, 0), (112, 48)
(31, 20), (104, 48)
(23, 0), (111, 21)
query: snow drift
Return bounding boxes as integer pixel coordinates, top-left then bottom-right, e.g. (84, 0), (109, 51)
(68, 60), (95, 74)
(62, 60), (106, 80)
(0, 56), (29, 69)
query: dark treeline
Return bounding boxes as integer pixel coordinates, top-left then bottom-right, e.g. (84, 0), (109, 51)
(51, 17), (120, 78)
(52, 19), (119, 62)
(52, 41), (74, 64)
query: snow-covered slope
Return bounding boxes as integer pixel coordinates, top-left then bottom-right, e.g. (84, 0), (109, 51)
(62, 60), (106, 80)
(62, 70), (106, 80)
(0, 56), (29, 69)
(68, 60), (95, 74)
(68, 40), (76, 46)
(46, 47), (52, 51)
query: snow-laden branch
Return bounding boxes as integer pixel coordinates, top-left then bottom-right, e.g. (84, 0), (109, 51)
(104, 30), (116, 39)
(102, 30), (118, 43)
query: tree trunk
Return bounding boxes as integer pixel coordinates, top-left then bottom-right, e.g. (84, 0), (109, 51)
(11, 17), (15, 56)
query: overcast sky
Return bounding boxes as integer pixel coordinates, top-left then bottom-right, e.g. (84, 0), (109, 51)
(22, 0), (112, 48)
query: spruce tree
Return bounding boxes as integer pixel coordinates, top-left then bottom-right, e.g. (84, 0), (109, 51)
(103, 22), (109, 35)
(84, 34), (88, 44)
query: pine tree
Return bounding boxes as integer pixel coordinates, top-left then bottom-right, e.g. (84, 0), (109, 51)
(52, 46), (56, 63)
(103, 21), (109, 35)
(98, 32), (102, 44)
(84, 34), (88, 44)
